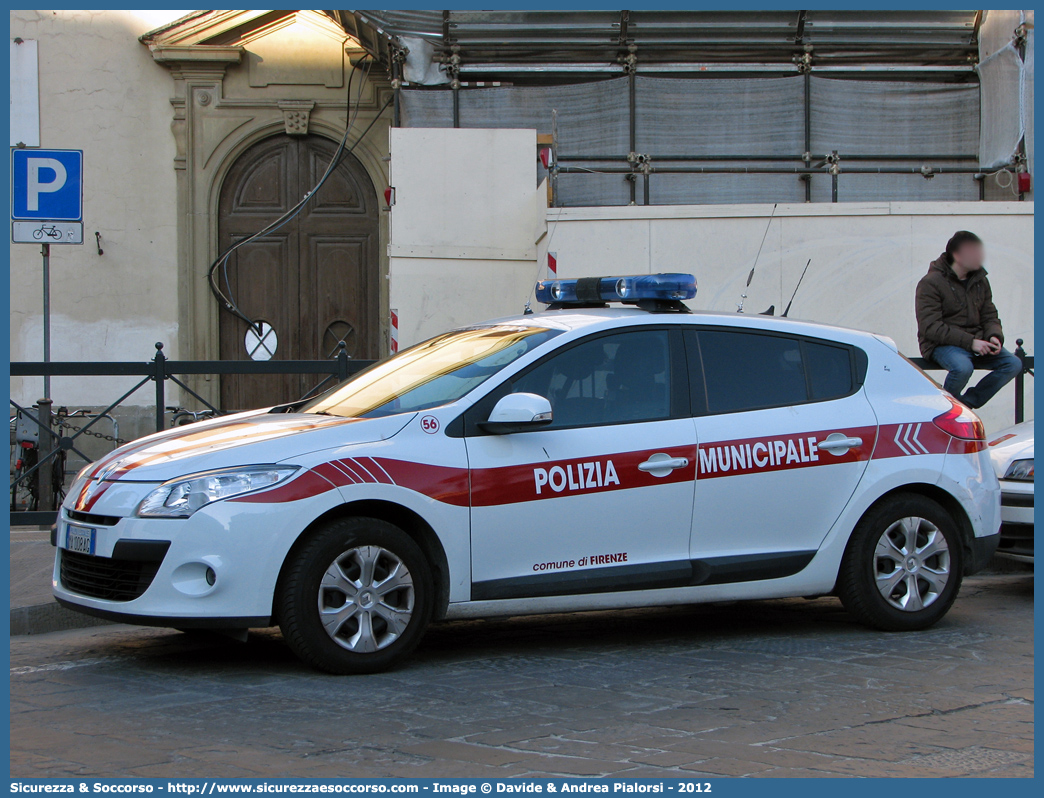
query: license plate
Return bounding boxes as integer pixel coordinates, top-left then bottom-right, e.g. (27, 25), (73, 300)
(64, 525), (96, 555)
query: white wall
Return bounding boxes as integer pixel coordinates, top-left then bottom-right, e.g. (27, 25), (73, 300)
(536, 202), (1034, 434)
(9, 10), (180, 407)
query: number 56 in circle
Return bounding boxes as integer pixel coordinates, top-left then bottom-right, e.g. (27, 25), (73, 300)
(420, 415), (440, 434)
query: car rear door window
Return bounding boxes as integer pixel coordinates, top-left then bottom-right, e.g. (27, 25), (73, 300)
(695, 330), (806, 414)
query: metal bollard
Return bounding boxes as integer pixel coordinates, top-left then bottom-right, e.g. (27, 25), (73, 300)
(153, 342), (167, 433)
(36, 397), (55, 512)
(1014, 338), (1026, 425)
(336, 341), (350, 382)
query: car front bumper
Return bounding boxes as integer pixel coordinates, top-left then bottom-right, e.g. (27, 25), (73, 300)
(51, 498), (319, 628)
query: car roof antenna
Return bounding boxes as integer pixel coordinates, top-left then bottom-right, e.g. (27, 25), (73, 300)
(736, 203), (777, 313)
(782, 258), (812, 318)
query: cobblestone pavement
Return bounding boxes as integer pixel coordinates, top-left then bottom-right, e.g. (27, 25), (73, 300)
(10, 528), (54, 608)
(10, 574), (1033, 779)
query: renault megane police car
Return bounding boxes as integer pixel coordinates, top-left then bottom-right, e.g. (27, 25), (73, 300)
(53, 274), (1001, 674)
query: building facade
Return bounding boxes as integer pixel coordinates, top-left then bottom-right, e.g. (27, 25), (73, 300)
(10, 10), (392, 417)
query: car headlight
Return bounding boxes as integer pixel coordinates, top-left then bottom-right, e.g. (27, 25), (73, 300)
(1004, 458), (1034, 482)
(137, 465), (300, 518)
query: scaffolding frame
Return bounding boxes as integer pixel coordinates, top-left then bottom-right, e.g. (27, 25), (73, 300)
(341, 9), (1019, 206)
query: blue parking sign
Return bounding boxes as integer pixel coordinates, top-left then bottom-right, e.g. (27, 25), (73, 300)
(11, 148), (83, 221)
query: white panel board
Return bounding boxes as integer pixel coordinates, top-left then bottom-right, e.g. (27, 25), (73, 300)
(10, 39), (40, 147)
(389, 127), (537, 260)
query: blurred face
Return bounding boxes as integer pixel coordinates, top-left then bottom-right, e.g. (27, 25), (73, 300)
(953, 241), (985, 271)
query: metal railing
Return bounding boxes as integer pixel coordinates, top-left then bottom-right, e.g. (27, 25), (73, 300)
(553, 153), (1004, 205)
(10, 342), (375, 526)
(909, 338), (1034, 425)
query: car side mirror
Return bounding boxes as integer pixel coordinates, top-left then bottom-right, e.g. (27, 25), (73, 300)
(480, 393), (553, 434)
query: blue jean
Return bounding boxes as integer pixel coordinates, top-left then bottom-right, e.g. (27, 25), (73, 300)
(931, 345), (1022, 409)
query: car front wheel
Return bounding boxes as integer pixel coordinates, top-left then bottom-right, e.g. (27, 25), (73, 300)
(837, 494), (964, 631)
(278, 517), (433, 674)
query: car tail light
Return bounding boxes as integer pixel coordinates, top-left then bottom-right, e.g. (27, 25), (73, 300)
(933, 399), (985, 441)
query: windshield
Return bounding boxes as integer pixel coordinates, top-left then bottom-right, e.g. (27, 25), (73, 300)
(302, 325), (562, 419)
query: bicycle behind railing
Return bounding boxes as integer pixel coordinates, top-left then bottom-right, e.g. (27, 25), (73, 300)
(9, 407), (121, 514)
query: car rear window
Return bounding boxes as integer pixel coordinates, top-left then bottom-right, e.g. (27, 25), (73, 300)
(805, 341), (854, 400)
(686, 329), (860, 415)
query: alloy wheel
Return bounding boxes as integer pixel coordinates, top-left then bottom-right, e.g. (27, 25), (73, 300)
(873, 516), (952, 612)
(317, 545), (415, 652)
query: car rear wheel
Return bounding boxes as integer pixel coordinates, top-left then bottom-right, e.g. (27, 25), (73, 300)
(278, 517), (433, 674)
(837, 494), (964, 631)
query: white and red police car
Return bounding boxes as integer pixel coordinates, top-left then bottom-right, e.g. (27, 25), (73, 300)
(53, 274), (1001, 673)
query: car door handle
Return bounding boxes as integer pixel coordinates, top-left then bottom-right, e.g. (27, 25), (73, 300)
(638, 455), (689, 476)
(818, 434), (863, 453)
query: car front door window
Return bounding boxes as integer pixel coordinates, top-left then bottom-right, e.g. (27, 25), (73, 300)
(512, 329), (672, 429)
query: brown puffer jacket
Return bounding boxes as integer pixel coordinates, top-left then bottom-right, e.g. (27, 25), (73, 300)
(915, 254), (1004, 358)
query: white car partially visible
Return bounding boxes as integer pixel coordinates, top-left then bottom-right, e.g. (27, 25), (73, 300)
(988, 420), (1034, 563)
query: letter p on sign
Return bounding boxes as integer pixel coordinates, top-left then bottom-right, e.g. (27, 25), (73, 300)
(27, 158), (66, 211)
(11, 148), (82, 221)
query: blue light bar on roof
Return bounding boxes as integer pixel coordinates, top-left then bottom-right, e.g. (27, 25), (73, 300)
(535, 273), (698, 306)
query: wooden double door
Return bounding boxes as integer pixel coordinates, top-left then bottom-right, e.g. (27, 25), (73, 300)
(218, 134), (379, 411)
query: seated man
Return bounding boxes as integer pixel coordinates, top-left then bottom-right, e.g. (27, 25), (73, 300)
(915, 230), (1022, 409)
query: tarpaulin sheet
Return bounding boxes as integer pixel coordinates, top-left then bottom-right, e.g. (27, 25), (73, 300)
(977, 9), (1031, 172)
(401, 71), (990, 204)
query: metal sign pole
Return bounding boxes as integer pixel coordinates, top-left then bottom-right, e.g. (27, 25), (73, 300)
(41, 242), (50, 399)
(11, 148), (82, 406)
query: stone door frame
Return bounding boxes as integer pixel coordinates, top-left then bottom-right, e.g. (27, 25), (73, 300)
(147, 41), (391, 406)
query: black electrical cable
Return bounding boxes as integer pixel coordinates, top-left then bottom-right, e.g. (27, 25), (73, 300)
(207, 54), (385, 334)
(329, 98), (392, 172)
(218, 97), (392, 331)
(211, 56), (373, 331)
(210, 55), (370, 329)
